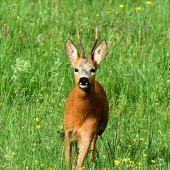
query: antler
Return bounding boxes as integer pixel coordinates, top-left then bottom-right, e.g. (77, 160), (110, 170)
(89, 27), (98, 59)
(77, 25), (85, 58)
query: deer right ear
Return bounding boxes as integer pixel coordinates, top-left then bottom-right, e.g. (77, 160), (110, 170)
(66, 39), (79, 65)
(93, 40), (107, 65)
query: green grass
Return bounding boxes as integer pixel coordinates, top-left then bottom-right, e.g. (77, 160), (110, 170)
(0, 0), (170, 169)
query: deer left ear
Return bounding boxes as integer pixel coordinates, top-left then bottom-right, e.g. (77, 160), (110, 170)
(66, 39), (79, 66)
(93, 40), (107, 65)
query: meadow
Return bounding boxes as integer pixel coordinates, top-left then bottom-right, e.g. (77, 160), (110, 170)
(0, 0), (170, 169)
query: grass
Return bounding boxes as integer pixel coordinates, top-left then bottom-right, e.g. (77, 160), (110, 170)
(0, 0), (170, 169)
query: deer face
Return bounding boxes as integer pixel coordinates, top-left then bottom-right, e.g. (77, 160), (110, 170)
(65, 26), (107, 90)
(73, 58), (97, 89)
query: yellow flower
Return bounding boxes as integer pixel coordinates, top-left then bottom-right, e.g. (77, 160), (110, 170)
(114, 160), (120, 165)
(146, 1), (152, 4)
(58, 125), (63, 129)
(19, 31), (21, 34)
(133, 139), (136, 142)
(156, 103), (159, 105)
(143, 154), (147, 156)
(151, 160), (155, 163)
(34, 118), (39, 121)
(36, 125), (40, 129)
(120, 5), (124, 8)
(156, 99), (158, 102)
(35, 160), (38, 163)
(17, 16), (20, 19)
(15, 3), (17, 6)
(21, 126), (26, 129)
(160, 158), (163, 161)
(128, 158), (130, 161)
(96, 14), (99, 17)
(138, 162), (142, 165)
(12, 152), (15, 155)
(107, 11), (112, 14)
(130, 161), (134, 164)
(123, 158), (128, 162)
(137, 7), (142, 10)
(1, 20), (3, 23)
(140, 138), (144, 141)
(41, 164), (43, 166)
(59, 158), (62, 160)
(116, 12), (118, 15)
(26, 167), (29, 170)
(0, 103), (3, 106)
(78, 168), (82, 170)
(103, 155), (106, 159)
(48, 157), (50, 159)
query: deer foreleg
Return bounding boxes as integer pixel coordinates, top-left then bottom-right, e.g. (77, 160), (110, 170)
(90, 133), (98, 162)
(77, 136), (93, 168)
(65, 131), (72, 167)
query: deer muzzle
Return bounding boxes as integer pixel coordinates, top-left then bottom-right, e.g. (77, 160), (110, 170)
(78, 77), (90, 89)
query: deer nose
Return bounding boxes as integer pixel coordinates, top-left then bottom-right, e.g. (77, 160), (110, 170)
(78, 77), (90, 86)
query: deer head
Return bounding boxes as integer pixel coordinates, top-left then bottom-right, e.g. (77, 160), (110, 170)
(66, 26), (107, 89)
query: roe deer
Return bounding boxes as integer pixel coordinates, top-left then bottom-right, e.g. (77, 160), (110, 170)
(64, 26), (109, 168)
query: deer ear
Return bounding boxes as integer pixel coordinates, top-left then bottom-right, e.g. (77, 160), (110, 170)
(93, 40), (107, 65)
(66, 39), (79, 65)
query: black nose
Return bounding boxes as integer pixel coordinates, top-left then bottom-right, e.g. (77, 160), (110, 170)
(78, 77), (90, 86)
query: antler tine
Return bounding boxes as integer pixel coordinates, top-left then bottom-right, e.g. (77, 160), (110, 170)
(77, 25), (85, 58)
(89, 27), (98, 59)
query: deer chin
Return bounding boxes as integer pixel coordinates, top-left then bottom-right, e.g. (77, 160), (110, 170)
(78, 81), (90, 89)
(79, 84), (89, 89)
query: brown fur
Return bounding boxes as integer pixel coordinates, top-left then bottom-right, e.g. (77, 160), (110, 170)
(64, 28), (109, 169)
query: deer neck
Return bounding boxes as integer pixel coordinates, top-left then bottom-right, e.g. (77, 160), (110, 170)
(74, 84), (95, 118)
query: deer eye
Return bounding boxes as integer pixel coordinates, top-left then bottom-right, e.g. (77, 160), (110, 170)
(91, 68), (95, 73)
(75, 68), (79, 72)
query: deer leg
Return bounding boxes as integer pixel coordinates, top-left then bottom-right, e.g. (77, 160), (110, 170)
(90, 133), (98, 162)
(65, 131), (72, 167)
(77, 136), (93, 168)
(73, 141), (78, 166)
